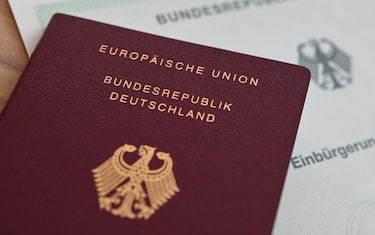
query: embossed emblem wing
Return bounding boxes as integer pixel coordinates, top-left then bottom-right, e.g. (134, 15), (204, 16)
(143, 151), (179, 210)
(92, 144), (136, 198)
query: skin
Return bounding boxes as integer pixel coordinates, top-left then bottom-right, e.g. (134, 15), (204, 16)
(0, 0), (28, 113)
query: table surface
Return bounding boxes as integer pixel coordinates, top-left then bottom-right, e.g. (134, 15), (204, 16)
(0, 0), (28, 114)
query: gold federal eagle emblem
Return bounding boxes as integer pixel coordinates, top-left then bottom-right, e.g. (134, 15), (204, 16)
(92, 144), (179, 220)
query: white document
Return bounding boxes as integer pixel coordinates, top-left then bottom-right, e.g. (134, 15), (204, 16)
(9, 0), (375, 234)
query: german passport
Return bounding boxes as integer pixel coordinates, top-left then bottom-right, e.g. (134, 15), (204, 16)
(0, 14), (310, 235)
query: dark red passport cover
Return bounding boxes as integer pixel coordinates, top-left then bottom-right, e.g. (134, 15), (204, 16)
(0, 14), (309, 235)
